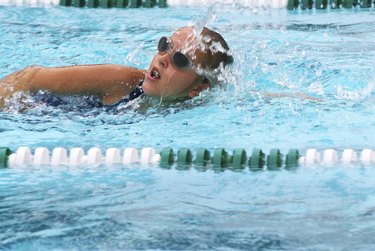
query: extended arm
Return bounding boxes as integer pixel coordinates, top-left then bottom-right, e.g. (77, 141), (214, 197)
(0, 64), (145, 107)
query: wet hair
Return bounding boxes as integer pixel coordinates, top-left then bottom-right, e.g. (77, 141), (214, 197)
(174, 26), (233, 84)
(196, 27), (233, 71)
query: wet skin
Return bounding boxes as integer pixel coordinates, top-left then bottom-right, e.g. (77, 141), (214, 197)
(142, 27), (209, 99)
(0, 27), (209, 108)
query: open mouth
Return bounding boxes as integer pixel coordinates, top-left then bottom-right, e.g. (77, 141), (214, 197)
(149, 67), (161, 80)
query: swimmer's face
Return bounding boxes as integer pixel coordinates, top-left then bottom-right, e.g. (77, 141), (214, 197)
(142, 27), (208, 99)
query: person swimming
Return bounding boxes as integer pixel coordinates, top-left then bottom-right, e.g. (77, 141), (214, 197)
(0, 26), (233, 110)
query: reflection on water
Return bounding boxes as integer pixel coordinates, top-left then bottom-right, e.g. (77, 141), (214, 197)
(2, 167), (375, 250)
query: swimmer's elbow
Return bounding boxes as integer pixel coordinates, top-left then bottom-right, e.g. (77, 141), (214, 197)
(1, 65), (42, 93)
(24, 65), (41, 73)
(22, 65), (43, 81)
(2, 65), (39, 82)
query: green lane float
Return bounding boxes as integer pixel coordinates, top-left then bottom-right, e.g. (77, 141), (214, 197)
(87, 0), (99, 7)
(99, 0), (113, 8)
(285, 149), (300, 169)
(73, 0), (85, 7)
(195, 148), (211, 167)
(315, 0), (328, 9)
(0, 147), (12, 168)
(212, 148), (229, 168)
(158, 0), (166, 7)
(177, 148), (193, 166)
(361, 0), (371, 7)
(1, 146), (375, 170)
(330, 0), (340, 8)
(160, 147), (174, 168)
(232, 148), (247, 169)
(59, 0), (72, 6)
(267, 149), (283, 170)
(287, 0), (369, 9)
(115, 0), (128, 7)
(301, 0), (312, 9)
(143, 0), (155, 7)
(249, 148), (265, 170)
(342, 0), (356, 8)
(130, 0), (142, 7)
(287, 0), (299, 9)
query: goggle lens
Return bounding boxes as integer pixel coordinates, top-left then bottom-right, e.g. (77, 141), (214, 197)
(172, 52), (190, 69)
(157, 36), (191, 70)
(157, 36), (171, 52)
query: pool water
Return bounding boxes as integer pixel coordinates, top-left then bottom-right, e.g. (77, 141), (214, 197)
(1, 4), (375, 250)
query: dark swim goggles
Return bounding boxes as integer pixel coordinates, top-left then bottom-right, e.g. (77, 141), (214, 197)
(157, 36), (192, 70)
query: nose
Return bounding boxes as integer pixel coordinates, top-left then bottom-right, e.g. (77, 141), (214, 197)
(157, 52), (170, 69)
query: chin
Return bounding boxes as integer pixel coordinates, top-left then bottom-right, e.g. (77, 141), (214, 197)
(142, 81), (160, 97)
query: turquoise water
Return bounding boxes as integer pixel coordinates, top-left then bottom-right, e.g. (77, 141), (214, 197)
(1, 4), (375, 250)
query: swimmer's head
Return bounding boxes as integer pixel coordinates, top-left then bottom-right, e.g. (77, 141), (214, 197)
(142, 26), (233, 99)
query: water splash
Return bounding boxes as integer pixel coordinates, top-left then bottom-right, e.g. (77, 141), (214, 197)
(126, 42), (146, 67)
(335, 79), (375, 101)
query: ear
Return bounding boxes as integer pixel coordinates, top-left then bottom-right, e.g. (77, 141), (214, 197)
(188, 81), (211, 98)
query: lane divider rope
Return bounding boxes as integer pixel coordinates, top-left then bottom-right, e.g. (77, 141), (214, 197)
(0, 0), (166, 7)
(1, 0), (373, 9)
(287, 0), (373, 9)
(1, 146), (375, 169)
(59, 0), (168, 8)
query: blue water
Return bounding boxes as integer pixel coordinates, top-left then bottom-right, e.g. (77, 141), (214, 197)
(1, 4), (375, 250)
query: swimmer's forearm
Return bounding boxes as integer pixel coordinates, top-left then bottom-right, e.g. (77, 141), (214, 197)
(1, 64), (144, 94)
(29, 65), (145, 96)
(0, 64), (145, 106)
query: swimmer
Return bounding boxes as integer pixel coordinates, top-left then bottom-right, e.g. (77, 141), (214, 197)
(0, 26), (233, 109)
